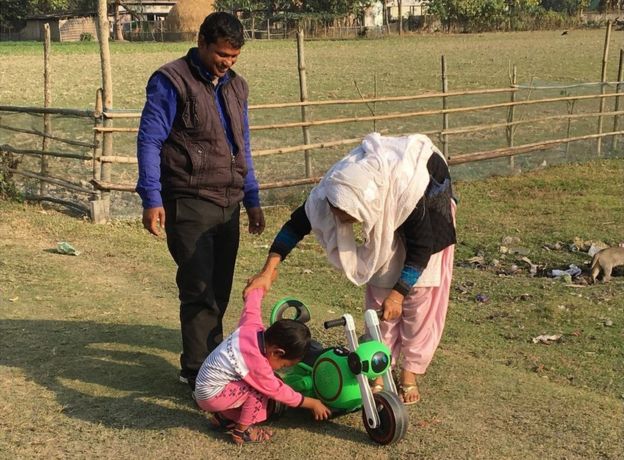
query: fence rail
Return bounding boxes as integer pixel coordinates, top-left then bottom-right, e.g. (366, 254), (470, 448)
(2, 24), (624, 221)
(4, 80), (624, 207)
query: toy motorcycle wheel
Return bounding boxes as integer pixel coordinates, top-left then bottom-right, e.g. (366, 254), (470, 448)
(362, 390), (409, 445)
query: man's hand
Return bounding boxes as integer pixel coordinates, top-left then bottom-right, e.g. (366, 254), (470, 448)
(142, 207), (166, 236)
(381, 292), (405, 321)
(246, 206), (265, 235)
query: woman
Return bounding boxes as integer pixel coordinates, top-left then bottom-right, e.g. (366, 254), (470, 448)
(244, 133), (456, 405)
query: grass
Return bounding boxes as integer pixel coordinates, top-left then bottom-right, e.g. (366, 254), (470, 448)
(1, 158), (623, 458)
(1, 30), (619, 108)
(3, 29), (623, 219)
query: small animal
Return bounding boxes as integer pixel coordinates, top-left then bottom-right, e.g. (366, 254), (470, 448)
(590, 246), (624, 283)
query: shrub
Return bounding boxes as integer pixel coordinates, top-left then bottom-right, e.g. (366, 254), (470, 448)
(0, 150), (22, 200)
(80, 32), (94, 42)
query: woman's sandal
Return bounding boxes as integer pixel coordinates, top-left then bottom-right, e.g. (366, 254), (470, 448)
(398, 383), (421, 406)
(230, 425), (273, 445)
(208, 413), (235, 433)
(370, 382), (384, 394)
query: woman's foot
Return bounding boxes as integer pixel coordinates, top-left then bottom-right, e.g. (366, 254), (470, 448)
(399, 369), (421, 405)
(370, 377), (384, 394)
(231, 425), (273, 444)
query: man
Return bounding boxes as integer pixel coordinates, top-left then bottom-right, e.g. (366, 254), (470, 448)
(136, 12), (264, 394)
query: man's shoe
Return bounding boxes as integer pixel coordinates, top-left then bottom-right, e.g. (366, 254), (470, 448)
(179, 369), (197, 391)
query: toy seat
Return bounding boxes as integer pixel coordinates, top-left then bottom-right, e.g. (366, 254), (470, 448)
(301, 340), (327, 367)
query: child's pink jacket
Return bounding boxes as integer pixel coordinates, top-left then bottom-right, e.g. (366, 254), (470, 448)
(194, 289), (304, 407)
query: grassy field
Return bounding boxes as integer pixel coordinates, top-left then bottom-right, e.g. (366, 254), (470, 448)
(1, 158), (623, 459)
(0, 29), (619, 108)
(2, 29), (622, 218)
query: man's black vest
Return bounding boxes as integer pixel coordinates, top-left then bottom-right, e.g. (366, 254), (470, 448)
(156, 49), (248, 207)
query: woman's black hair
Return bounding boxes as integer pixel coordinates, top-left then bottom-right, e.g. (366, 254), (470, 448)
(199, 12), (245, 49)
(264, 319), (311, 360)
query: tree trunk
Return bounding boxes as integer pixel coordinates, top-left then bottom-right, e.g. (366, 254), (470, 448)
(114, 0), (125, 41)
(398, 0), (403, 36)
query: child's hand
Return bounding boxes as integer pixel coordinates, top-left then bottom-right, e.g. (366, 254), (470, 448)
(243, 270), (276, 299)
(301, 396), (331, 420)
(310, 399), (331, 421)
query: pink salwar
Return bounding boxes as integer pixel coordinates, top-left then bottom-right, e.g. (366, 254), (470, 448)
(365, 242), (455, 375)
(195, 380), (268, 427)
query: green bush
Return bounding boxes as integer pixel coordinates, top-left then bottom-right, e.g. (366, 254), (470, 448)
(79, 32), (94, 42)
(0, 150), (21, 200)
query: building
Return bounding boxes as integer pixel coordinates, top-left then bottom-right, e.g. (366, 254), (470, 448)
(386, 0), (427, 21)
(18, 13), (98, 42)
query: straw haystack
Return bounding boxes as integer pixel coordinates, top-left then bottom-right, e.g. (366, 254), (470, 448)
(164, 0), (215, 34)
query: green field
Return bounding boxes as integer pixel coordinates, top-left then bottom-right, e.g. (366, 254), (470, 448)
(2, 30), (624, 459)
(2, 29), (623, 218)
(1, 158), (623, 458)
(0, 30), (619, 108)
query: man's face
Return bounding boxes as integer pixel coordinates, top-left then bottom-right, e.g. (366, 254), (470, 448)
(198, 36), (241, 78)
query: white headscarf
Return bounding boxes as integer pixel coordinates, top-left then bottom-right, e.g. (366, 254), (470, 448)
(305, 133), (438, 287)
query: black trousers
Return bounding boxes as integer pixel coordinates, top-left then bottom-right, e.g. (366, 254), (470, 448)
(164, 197), (240, 375)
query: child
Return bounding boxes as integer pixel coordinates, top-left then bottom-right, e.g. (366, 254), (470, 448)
(194, 288), (331, 444)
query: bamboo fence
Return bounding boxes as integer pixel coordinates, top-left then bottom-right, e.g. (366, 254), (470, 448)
(2, 22), (624, 222)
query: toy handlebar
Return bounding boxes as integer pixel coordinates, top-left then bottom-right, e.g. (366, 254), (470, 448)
(324, 310), (384, 329)
(324, 317), (347, 329)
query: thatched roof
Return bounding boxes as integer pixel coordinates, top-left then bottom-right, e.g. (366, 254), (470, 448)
(164, 0), (215, 33)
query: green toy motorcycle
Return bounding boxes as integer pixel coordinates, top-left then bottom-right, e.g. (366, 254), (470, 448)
(269, 298), (409, 445)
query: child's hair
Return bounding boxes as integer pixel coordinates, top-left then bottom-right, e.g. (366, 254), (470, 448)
(264, 319), (311, 360)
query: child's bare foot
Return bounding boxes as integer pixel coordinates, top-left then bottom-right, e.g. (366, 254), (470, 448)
(231, 425), (273, 444)
(399, 369), (421, 405)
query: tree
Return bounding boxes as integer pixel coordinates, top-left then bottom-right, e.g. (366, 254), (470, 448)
(540, 0), (589, 14)
(112, 0), (124, 40)
(426, 0), (508, 32)
(0, 0), (34, 28)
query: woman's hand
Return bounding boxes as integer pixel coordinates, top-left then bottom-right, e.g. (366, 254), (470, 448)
(243, 270), (277, 299)
(381, 292), (405, 321)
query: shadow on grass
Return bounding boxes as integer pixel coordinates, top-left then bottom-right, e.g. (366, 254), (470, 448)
(0, 319), (205, 432)
(270, 408), (375, 445)
(1, 319), (367, 443)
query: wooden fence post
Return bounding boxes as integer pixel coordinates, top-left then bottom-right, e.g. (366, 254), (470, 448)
(612, 49), (624, 151)
(373, 74), (377, 133)
(95, 0), (113, 223)
(296, 29), (312, 177)
(507, 64), (517, 171)
(41, 23), (51, 196)
(565, 98), (577, 157)
(597, 20), (612, 156)
(441, 55), (449, 159)
(93, 89), (103, 185)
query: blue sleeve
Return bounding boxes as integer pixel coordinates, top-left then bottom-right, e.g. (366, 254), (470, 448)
(241, 101), (261, 209)
(392, 198), (432, 295)
(136, 73), (177, 209)
(269, 204), (310, 259)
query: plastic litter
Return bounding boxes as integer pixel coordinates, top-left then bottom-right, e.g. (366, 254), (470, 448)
(475, 293), (489, 303)
(532, 334), (562, 344)
(549, 264), (581, 279)
(55, 242), (81, 256)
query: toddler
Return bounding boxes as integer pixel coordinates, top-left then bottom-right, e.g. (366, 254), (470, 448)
(194, 288), (331, 444)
